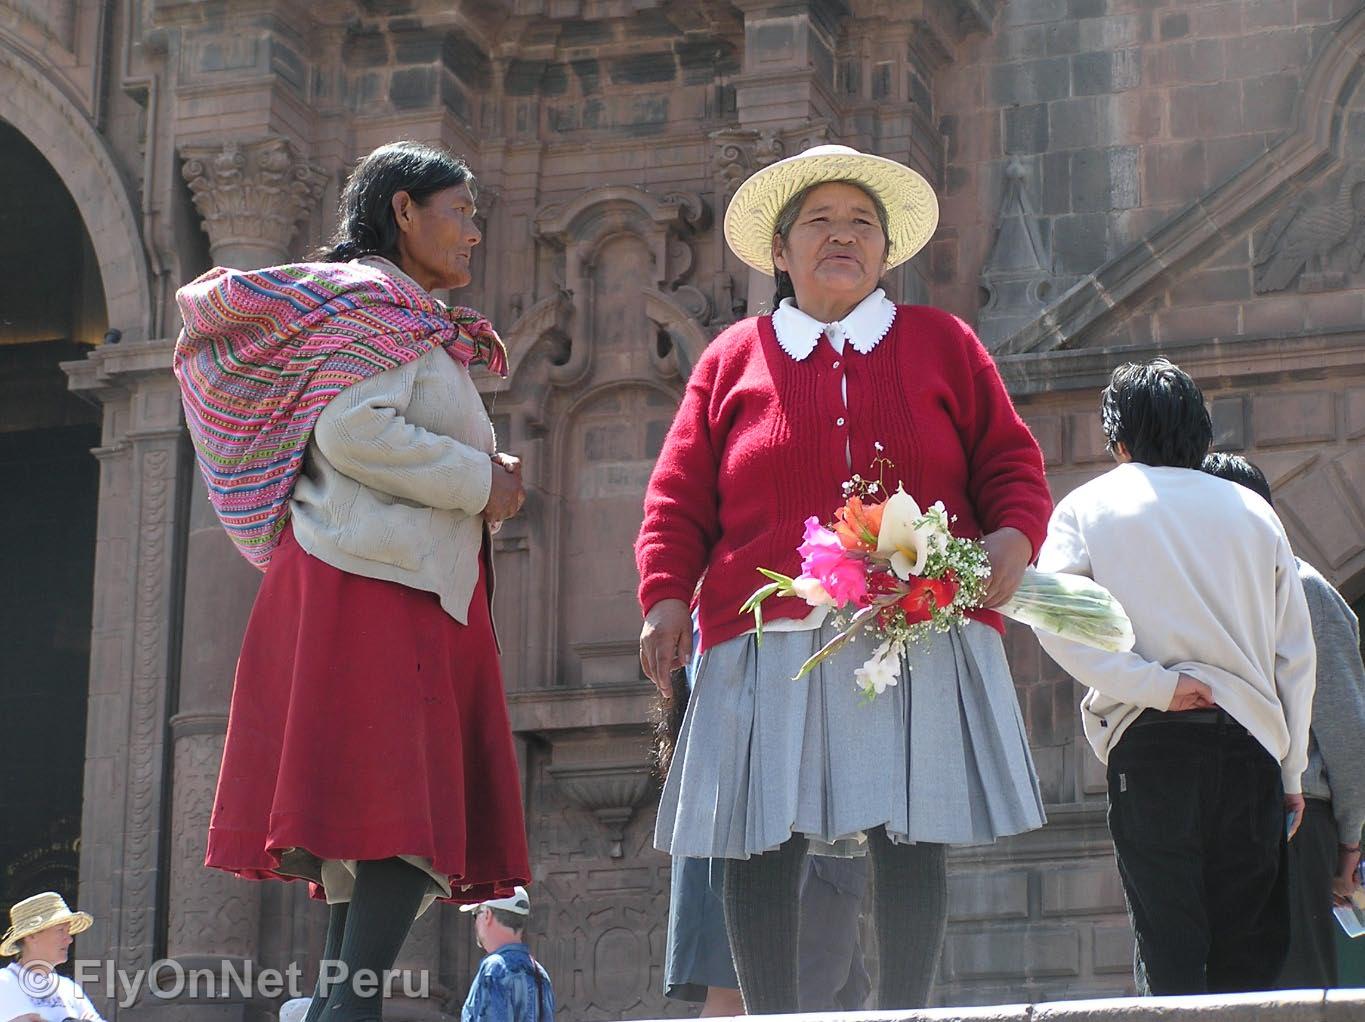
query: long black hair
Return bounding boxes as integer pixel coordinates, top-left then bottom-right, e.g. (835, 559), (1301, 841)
(768, 178), (890, 307)
(1100, 358), (1212, 469)
(316, 141), (476, 262)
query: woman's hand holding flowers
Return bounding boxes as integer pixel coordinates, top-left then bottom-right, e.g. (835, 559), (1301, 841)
(981, 527), (1032, 608)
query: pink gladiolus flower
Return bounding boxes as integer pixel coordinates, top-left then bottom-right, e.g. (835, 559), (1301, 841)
(798, 516), (868, 608)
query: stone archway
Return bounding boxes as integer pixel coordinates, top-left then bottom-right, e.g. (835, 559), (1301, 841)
(0, 45), (151, 340)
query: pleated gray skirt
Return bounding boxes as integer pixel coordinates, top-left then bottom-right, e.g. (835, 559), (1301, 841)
(655, 618), (1046, 858)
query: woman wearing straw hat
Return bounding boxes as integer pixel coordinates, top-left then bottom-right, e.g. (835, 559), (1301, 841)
(636, 145), (1053, 1011)
(0, 893), (101, 1022)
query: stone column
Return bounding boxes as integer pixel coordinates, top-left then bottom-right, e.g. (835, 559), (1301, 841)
(180, 136), (326, 269)
(153, 136), (326, 1020)
(61, 342), (192, 1021)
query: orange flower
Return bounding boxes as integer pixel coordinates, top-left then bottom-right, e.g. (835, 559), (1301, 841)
(833, 496), (885, 552)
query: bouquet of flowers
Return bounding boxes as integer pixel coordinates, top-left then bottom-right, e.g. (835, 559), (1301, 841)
(742, 451), (1134, 699)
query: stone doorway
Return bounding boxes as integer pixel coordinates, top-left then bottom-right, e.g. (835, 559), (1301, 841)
(0, 118), (106, 918)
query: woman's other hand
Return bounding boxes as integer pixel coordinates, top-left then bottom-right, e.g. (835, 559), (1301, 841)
(483, 452), (525, 524)
(981, 526), (1033, 608)
(640, 598), (692, 698)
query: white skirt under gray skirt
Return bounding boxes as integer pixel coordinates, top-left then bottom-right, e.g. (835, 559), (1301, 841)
(655, 618), (1046, 859)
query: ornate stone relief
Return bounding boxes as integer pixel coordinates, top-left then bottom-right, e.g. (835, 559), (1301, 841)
(180, 136), (327, 267)
(544, 759), (655, 859)
(978, 159), (1074, 349)
(1254, 163), (1365, 294)
(709, 123), (832, 200)
(532, 185), (709, 386)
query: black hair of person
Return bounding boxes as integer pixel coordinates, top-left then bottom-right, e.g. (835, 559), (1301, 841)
(1200, 451), (1274, 507)
(1099, 358), (1212, 469)
(315, 141), (476, 263)
(769, 179), (891, 307)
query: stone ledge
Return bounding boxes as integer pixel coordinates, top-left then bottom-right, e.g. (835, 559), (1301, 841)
(632, 989), (1365, 1022)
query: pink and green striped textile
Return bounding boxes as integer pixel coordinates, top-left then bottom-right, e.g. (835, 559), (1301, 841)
(172, 261), (508, 570)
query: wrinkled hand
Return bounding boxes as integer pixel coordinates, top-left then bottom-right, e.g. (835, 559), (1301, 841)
(1333, 844), (1362, 906)
(1167, 674), (1215, 712)
(483, 452), (525, 524)
(640, 598), (692, 698)
(1284, 793), (1306, 841)
(981, 527), (1033, 608)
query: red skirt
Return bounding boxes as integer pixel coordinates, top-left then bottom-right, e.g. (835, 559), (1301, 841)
(205, 524), (530, 904)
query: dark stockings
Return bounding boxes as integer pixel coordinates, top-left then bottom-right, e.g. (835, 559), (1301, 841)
(723, 828), (947, 1013)
(313, 858), (429, 1022)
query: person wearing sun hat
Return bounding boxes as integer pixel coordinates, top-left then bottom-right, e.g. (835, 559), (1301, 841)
(0, 893), (102, 1022)
(457, 888), (554, 1021)
(636, 144), (1052, 1011)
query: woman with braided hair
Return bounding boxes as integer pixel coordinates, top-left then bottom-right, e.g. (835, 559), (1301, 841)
(173, 141), (529, 1022)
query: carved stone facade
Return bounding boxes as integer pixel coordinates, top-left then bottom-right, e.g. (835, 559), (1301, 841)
(2, 0), (1364, 1018)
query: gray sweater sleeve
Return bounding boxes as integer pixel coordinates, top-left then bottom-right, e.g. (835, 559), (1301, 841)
(1300, 562), (1365, 844)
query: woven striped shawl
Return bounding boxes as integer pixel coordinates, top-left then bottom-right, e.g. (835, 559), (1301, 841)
(172, 260), (508, 570)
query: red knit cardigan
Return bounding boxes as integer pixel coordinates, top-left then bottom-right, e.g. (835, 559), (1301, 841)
(635, 305), (1053, 652)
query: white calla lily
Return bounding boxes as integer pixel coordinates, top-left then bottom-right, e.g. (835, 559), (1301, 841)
(875, 484), (935, 579)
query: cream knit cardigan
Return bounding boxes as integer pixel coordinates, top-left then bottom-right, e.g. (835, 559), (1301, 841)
(288, 262), (496, 624)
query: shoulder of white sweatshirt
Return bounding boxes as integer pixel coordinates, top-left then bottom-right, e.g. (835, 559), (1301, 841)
(1035, 462), (1316, 793)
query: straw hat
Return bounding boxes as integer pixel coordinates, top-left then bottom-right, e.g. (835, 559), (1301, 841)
(0, 893), (92, 956)
(723, 144), (939, 275)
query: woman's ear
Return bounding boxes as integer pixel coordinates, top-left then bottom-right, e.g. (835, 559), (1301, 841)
(772, 237), (788, 274)
(391, 190), (415, 235)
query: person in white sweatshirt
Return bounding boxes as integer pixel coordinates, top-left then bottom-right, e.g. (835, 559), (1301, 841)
(1034, 358), (1316, 995)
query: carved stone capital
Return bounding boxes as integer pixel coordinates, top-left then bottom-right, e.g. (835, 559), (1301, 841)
(180, 136), (327, 268)
(710, 123), (832, 201)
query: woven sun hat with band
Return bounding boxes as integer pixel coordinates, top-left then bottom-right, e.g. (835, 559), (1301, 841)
(458, 886), (530, 916)
(0, 892), (93, 956)
(723, 143), (939, 276)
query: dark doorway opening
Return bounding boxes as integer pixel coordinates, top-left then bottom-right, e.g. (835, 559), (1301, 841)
(0, 119), (106, 918)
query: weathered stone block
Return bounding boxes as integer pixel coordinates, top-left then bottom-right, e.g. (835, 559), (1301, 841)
(1004, 0), (1069, 26)
(1025, 414), (1064, 465)
(342, 26), (387, 67)
(948, 870), (1031, 922)
(1161, 12), (1190, 39)
(1143, 141), (1207, 205)
(1052, 213), (1110, 274)
(1043, 150), (1073, 212)
(1072, 50), (1140, 96)
(1045, 20), (1081, 57)
(1170, 81), (1244, 139)
(1254, 392), (1335, 447)
(1005, 103), (1050, 154)
(1245, 0), (1297, 30)
(991, 57), (1072, 106)
(609, 52), (676, 86)
(1226, 31), (1310, 79)
(390, 66), (436, 108)
(1068, 0), (1106, 19)
(1242, 74), (1299, 132)
(1041, 865), (1126, 916)
(1069, 411), (1111, 464)
(948, 927), (1082, 980)
(569, 58), (600, 93)
(1092, 922), (1135, 971)
(1211, 396), (1247, 450)
(1070, 146), (1138, 212)
(1049, 96), (1106, 151)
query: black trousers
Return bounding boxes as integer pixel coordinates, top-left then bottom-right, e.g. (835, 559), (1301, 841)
(1106, 711), (1290, 994)
(1277, 797), (1340, 989)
